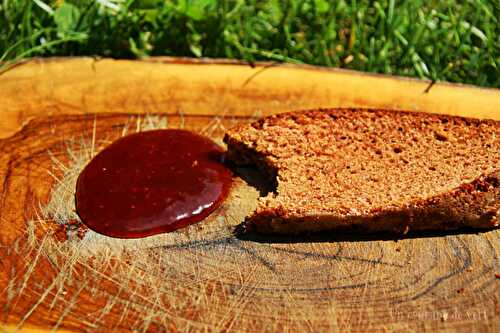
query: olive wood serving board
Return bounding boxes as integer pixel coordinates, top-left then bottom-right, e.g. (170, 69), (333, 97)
(0, 57), (499, 332)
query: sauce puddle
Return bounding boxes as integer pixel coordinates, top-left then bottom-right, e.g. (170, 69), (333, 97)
(75, 129), (232, 238)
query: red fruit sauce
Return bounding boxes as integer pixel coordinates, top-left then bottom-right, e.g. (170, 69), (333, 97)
(75, 129), (232, 238)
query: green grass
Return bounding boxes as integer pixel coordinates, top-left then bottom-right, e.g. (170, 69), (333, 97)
(1, 0), (498, 87)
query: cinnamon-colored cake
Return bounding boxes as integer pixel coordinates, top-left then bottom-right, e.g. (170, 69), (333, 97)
(224, 109), (499, 234)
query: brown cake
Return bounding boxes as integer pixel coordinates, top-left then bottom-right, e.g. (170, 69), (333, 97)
(224, 108), (499, 235)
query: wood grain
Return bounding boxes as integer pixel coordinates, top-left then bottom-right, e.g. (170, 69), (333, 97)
(1, 57), (499, 139)
(0, 58), (499, 332)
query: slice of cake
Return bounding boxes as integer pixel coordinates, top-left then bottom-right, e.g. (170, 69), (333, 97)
(224, 108), (499, 234)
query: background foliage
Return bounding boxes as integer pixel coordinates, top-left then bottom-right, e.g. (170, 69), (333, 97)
(1, 0), (498, 87)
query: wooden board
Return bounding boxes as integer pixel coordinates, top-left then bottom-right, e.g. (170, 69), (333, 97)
(0, 57), (499, 332)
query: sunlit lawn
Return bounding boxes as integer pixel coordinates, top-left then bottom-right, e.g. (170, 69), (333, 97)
(1, 0), (498, 87)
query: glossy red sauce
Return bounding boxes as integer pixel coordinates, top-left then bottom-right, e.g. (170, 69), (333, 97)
(75, 129), (232, 238)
